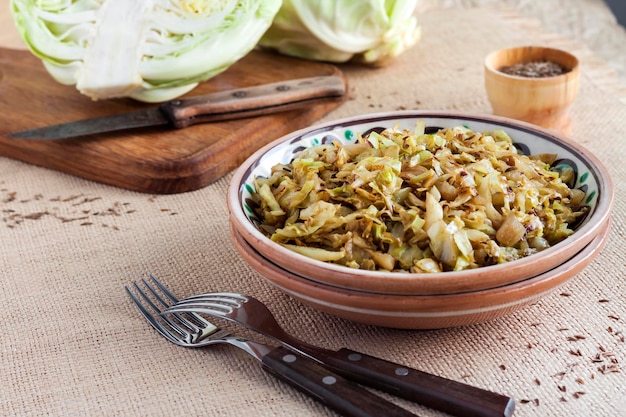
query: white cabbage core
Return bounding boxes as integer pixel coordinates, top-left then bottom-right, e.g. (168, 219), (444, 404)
(77, 0), (153, 99)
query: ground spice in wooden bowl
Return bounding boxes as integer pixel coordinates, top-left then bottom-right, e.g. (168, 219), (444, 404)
(499, 61), (568, 78)
(484, 46), (580, 134)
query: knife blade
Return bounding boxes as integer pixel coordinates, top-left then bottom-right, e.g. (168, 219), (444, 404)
(9, 75), (346, 140)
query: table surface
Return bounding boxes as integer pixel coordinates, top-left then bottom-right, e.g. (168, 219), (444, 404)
(2, 4), (625, 417)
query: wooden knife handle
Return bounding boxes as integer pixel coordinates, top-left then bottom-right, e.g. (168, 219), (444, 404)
(262, 346), (420, 417)
(322, 348), (516, 417)
(159, 76), (346, 128)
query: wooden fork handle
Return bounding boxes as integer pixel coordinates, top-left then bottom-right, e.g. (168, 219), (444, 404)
(261, 346), (420, 417)
(321, 348), (516, 417)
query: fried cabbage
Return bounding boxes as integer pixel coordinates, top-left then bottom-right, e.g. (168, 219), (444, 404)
(252, 123), (588, 272)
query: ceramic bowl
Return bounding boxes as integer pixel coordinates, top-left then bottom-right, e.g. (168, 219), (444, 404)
(484, 46), (580, 135)
(231, 221), (610, 329)
(228, 111), (613, 296)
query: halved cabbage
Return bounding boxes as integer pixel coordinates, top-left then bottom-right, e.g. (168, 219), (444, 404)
(10, 0), (282, 102)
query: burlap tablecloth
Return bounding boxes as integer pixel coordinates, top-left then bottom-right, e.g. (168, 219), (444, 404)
(1, 6), (625, 417)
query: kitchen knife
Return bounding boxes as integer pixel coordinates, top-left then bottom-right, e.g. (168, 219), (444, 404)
(9, 75), (346, 140)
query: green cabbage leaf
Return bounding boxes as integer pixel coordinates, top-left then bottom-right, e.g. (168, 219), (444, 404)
(10, 0), (281, 102)
(259, 0), (421, 64)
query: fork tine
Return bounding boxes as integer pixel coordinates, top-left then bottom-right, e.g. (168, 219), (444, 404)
(167, 294), (254, 320)
(176, 294), (247, 311)
(148, 274), (180, 303)
(127, 278), (218, 345)
(135, 280), (197, 335)
(146, 275), (220, 336)
(125, 284), (184, 345)
(186, 293), (248, 302)
(164, 302), (234, 321)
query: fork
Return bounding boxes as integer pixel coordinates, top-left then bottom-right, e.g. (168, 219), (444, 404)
(165, 292), (516, 417)
(125, 276), (422, 417)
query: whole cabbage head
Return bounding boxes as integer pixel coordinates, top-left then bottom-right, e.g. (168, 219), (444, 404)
(259, 0), (421, 64)
(10, 0), (282, 102)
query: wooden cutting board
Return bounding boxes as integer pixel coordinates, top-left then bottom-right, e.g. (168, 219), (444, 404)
(0, 48), (347, 194)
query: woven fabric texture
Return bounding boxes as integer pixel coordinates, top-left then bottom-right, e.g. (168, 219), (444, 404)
(1, 6), (625, 417)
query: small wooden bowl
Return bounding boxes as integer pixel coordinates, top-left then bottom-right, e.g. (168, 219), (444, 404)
(484, 46), (580, 135)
